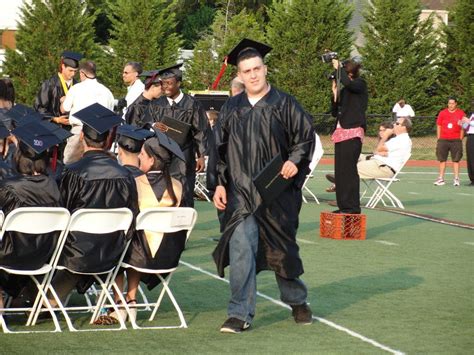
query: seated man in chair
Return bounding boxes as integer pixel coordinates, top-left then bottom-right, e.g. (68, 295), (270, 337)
(357, 116), (412, 179)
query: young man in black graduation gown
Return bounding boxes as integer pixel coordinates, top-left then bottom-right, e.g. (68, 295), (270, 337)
(212, 40), (315, 333)
(50, 104), (138, 301)
(116, 124), (154, 177)
(143, 64), (208, 207)
(124, 70), (163, 127)
(34, 51), (82, 126)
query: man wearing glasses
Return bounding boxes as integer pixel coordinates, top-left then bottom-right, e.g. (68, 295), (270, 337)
(357, 117), (412, 179)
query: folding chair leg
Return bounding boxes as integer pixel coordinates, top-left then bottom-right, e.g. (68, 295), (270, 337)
(149, 274), (187, 328)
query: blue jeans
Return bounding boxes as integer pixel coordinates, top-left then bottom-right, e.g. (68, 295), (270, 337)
(228, 215), (308, 323)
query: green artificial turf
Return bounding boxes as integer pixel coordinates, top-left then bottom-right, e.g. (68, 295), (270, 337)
(1, 172), (472, 353)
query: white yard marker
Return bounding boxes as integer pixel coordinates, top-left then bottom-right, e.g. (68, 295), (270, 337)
(374, 240), (399, 246)
(180, 260), (405, 355)
(463, 242), (474, 246)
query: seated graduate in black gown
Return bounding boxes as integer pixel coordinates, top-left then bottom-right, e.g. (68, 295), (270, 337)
(110, 131), (186, 322)
(124, 70), (162, 127)
(0, 119), (68, 310)
(50, 103), (138, 303)
(116, 124), (154, 178)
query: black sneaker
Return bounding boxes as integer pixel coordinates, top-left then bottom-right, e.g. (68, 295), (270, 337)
(220, 317), (251, 333)
(325, 174), (336, 184)
(291, 303), (313, 325)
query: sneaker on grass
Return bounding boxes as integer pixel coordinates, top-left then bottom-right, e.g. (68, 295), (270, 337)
(433, 177), (445, 186)
(453, 178), (460, 187)
(220, 317), (251, 334)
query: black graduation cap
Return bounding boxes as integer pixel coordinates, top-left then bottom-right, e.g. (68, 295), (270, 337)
(193, 94), (229, 112)
(61, 51), (83, 69)
(73, 103), (122, 141)
(150, 129), (185, 161)
(158, 63), (183, 81)
(117, 124), (154, 153)
(226, 38), (272, 66)
(5, 104), (43, 128)
(39, 120), (73, 141)
(12, 120), (65, 156)
(140, 70), (161, 89)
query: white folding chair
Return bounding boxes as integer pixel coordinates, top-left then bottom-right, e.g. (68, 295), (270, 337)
(361, 154), (411, 209)
(45, 208), (133, 332)
(117, 207), (197, 330)
(302, 133), (324, 204)
(0, 207), (70, 333)
(194, 172), (211, 202)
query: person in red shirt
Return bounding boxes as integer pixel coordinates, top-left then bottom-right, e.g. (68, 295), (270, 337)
(434, 97), (466, 186)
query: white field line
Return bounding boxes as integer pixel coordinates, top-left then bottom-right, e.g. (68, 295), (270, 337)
(374, 240), (399, 246)
(463, 242), (474, 246)
(179, 260), (405, 355)
(407, 192), (421, 195)
(456, 193), (473, 196)
(298, 238), (317, 245)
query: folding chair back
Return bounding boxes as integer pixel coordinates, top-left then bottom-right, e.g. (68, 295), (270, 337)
(0, 207), (70, 333)
(67, 208), (133, 234)
(120, 207), (197, 329)
(302, 133), (324, 203)
(49, 208), (134, 332)
(362, 154), (411, 209)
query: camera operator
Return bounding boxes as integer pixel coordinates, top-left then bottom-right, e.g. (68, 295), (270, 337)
(330, 57), (367, 214)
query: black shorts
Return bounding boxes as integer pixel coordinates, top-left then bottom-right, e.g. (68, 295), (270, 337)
(436, 139), (463, 162)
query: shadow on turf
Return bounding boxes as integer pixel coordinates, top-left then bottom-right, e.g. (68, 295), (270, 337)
(312, 267), (423, 317)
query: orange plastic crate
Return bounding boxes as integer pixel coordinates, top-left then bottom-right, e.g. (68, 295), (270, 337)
(320, 212), (366, 240)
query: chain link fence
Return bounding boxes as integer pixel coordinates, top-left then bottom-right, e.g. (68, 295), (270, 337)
(313, 114), (438, 160)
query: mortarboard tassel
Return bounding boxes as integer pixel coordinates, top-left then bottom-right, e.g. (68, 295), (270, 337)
(211, 57), (228, 90)
(51, 145), (58, 173)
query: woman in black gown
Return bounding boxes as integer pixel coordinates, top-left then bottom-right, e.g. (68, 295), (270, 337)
(111, 135), (185, 322)
(0, 122), (63, 311)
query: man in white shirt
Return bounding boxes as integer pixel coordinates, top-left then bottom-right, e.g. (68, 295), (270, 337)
(358, 116), (412, 179)
(392, 99), (415, 118)
(61, 61), (115, 164)
(120, 62), (144, 117)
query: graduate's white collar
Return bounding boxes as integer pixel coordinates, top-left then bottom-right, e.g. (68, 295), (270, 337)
(167, 91), (184, 106)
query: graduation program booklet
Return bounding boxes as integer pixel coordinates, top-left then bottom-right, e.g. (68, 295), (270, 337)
(161, 116), (191, 147)
(253, 153), (293, 206)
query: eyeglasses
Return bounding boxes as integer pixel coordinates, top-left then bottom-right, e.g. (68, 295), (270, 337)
(395, 122), (402, 126)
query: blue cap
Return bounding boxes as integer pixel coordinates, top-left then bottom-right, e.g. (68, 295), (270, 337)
(117, 124), (154, 153)
(73, 103), (122, 141)
(61, 51), (83, 69)
(150, 129), (185, 161)
(12, 120), (67, 156)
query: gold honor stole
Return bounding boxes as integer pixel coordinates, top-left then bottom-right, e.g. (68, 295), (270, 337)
(135, 174), (183, 257)
(58, 73), (72, 95)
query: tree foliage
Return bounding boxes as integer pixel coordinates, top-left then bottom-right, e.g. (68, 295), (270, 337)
(105, 0), (183, 96)
(443, 0), (474, 111)
(3, 0), (100, 105)
(266, 0), (353, 126)
(181, 5), (216, 49)
(359, 0), (445, 122)
(184, 8), (266, 90)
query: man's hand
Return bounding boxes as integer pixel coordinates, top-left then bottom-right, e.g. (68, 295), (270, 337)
(196, 156), (205, 173)
(332, 58), (339, 70)
(461, 116), (470, 125)
(213, 185), (227, 210)
(52, 116), (70, 125)
(281, 160), (298, 179)
(382, 128), (394, 140)
(153, 122), (168, 132)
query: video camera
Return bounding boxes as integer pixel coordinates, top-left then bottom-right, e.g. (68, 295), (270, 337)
(321, 51), (338, 63)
